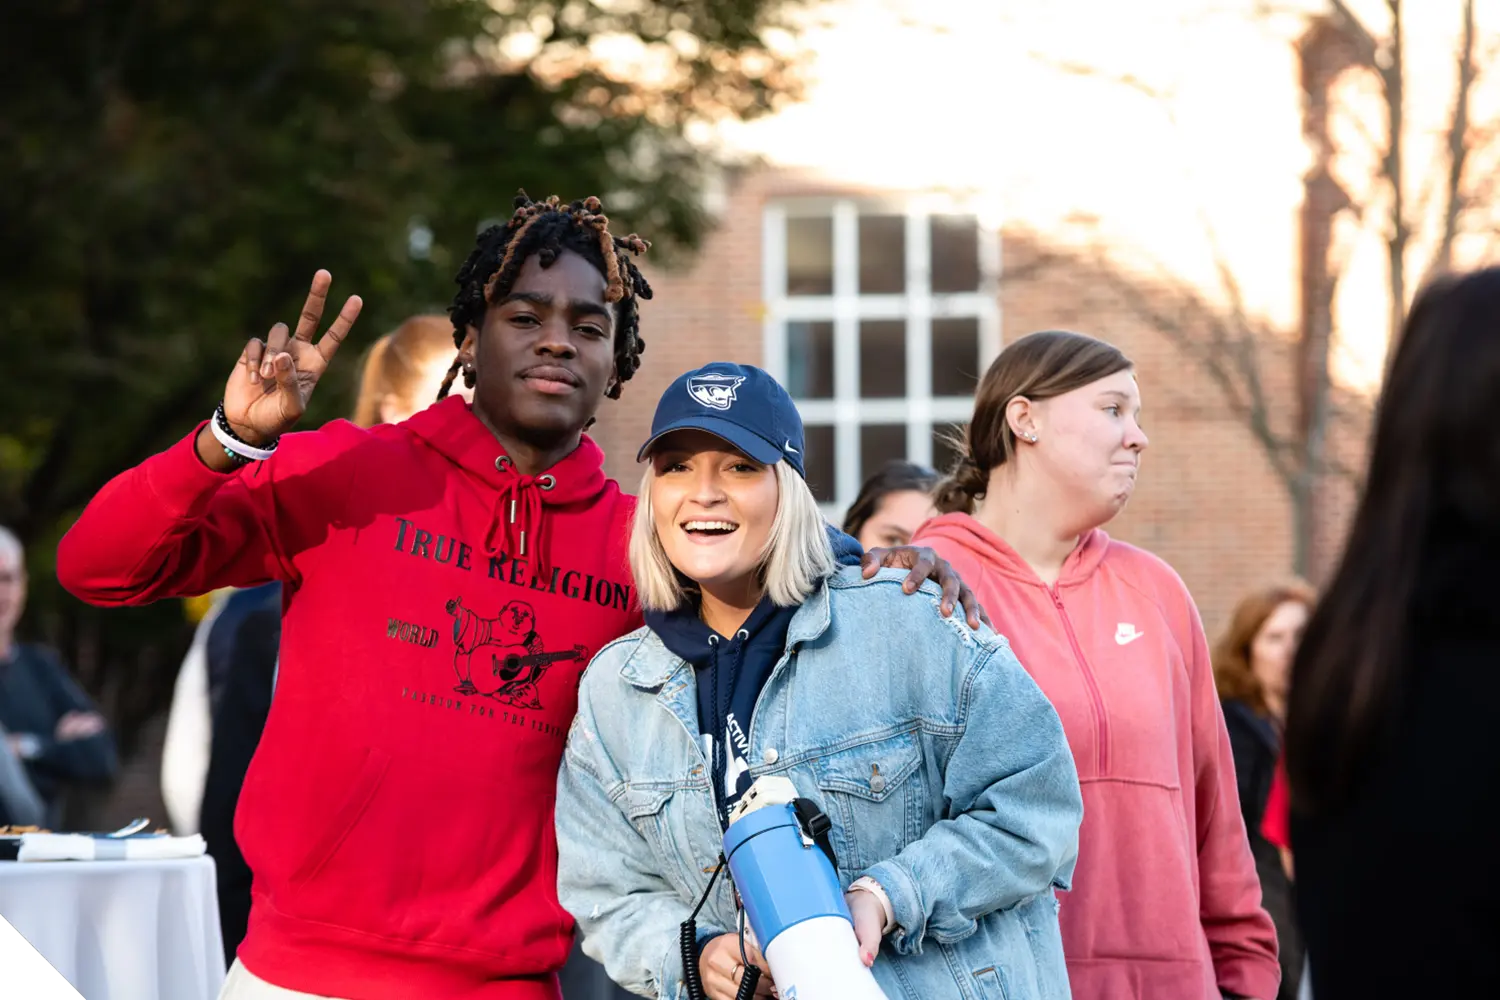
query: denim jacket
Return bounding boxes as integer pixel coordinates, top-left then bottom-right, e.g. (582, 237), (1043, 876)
(556, 568), (1084, 1000)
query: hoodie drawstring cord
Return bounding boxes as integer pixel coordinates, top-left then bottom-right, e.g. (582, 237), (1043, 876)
(486, 457), (556, 580)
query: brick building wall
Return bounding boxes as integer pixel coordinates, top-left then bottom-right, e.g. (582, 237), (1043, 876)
(592, 168), (1318, 636)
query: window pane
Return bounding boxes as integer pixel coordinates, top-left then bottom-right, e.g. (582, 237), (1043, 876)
(787, 216), (833, 296)
(859, 320), (906, 398)
(803, 424), (837, 504)
(931, 215), (980, 293)
(861, 425), (908, 485)
(786, 321), (834, 400)
(932, 317), (980, 397)
(932, 423), (967, 478)
(858, 215), (905, 294)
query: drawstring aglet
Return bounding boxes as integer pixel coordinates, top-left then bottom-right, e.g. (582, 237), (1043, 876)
(509, 499), (517, 523)
(519, 530), (527, 556)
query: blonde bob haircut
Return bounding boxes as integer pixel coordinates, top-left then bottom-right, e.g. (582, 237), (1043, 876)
(630, 458), (836, 612)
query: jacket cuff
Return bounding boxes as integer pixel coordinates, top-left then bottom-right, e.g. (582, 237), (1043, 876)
(1217, 958), (1281, 1000)
(849, 876), (897, 935)
(660, 921), (729, 1000)
(825, 522), (864, 566)
(863, 859), (925, 955)
(143, 422), (239, 518)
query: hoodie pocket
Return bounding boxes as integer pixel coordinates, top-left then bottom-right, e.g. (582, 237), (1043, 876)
(281, 748), (569, 958)
(288, 747), (391, 886)
(813, 730), (925, 874)
(1065, 780), (1202, 962)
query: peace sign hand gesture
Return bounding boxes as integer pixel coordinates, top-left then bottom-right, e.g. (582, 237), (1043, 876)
(197, 271), (362, 472)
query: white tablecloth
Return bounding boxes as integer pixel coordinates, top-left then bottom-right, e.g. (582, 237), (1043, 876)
(0, 856), (226, 1000)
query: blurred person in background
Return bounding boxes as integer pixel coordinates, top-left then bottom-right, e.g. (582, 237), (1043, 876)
(161, 586), (233, 835)
(0, 526), (118, 828)
(199, 314), (476, 965)
(1214, 582), (1315, 1000)
(57, 192), (975, 1000)
(914, 330), (1279, 1000)
(1286, 268), (1500, 998)
(841, 460), (938, 551)
(0, 717), (46, 827)
(351, 315), (473, 427)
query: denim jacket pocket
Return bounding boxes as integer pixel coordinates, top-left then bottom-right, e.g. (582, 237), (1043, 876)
(622, 780), (710, 896)
(812, 729), (925, 873)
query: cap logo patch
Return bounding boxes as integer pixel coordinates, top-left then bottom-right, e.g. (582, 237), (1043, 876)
(687, 373), (745, 411)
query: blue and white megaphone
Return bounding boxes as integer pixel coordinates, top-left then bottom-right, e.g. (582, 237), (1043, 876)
(721, 776), (890, 1000)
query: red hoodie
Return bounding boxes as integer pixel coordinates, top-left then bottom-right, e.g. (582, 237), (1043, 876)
(56, 397), (642, 999)
(913, 515), (1279, 1000)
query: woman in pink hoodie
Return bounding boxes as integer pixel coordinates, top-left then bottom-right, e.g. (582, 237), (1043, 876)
(913, 330), (1279, 1000)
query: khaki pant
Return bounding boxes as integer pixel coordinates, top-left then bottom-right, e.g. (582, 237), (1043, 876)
(219, 960), (349, 1000)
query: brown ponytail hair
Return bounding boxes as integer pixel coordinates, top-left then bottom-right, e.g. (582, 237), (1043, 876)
(351, 315), (458, 428)
(934, 330), (1134, 513)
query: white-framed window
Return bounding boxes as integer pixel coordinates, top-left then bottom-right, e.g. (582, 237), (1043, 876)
(762, 197), (1001, 519)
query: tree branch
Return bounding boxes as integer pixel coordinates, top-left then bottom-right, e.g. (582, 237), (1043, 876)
(1325, 0), (1379, 68)
(1426, 0), (1476, 284)
(1024, 52), (1178, 124)
(1081, 246), (1298, 489)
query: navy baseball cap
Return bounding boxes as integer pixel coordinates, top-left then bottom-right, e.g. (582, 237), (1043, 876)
(637, 363), (806, 477)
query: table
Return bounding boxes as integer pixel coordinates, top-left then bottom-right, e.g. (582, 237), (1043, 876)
(0, 856), (226, 1000)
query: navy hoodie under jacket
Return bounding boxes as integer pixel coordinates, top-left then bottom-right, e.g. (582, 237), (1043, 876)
(644, 528), (861, 826)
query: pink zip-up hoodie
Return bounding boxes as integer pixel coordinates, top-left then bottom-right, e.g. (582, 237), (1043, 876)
(914, 514), (1279, 1000)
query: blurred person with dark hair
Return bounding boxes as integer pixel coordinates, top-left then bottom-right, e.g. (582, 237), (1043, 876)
(1286, 268), (1500, 998)
(200, 584), (280, 966)
(1213, 582), (1315, 1000)
(0, 526), (117, 828)
(57, 192), (974, 1000)
(914, 330), (1279, 1000)
(841, 459), (938, 550)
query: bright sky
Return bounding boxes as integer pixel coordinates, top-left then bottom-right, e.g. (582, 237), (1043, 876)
(712, 0), (1496, 394)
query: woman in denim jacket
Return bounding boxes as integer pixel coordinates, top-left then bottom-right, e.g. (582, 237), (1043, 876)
(555, 363), (1084, 1000)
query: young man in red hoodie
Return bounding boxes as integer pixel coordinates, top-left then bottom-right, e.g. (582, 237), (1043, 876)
(57, 193), (981, 1000)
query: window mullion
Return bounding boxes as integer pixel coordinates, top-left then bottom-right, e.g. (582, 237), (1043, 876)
(762, 204), (789, 381)
(978, 218), (1003, 366)
(833, 201), (861, 509)
(905, 208), (933, 468)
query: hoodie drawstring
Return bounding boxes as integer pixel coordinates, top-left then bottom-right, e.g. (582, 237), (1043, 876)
(707, 629), (751, 828)
(486, 457), (556, 580)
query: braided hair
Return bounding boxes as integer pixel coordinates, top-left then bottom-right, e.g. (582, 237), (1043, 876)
(442, 192), (653, 408)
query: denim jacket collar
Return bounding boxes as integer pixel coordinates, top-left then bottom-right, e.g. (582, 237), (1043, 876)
(618, 577), (834, 690)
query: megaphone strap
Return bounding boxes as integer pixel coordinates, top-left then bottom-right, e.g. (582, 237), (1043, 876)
(793, 798), (839, 870)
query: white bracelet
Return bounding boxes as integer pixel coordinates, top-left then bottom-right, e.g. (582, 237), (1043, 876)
(210, 415), (278, 462)
(849, 876), (897, 935)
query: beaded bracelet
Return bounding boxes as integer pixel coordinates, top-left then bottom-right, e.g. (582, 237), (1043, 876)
(211, 403), (279, 464)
